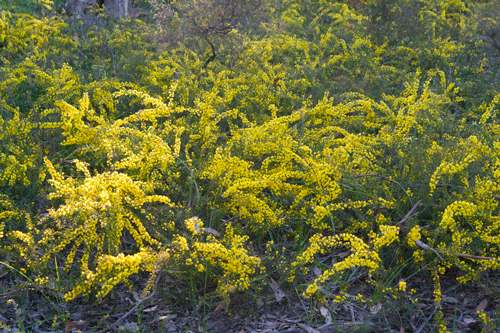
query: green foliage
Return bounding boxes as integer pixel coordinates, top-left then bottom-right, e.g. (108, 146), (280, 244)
(1, 0), (500, 330)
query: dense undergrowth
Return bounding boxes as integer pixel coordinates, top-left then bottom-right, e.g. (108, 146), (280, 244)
(1, 0), (500, 331)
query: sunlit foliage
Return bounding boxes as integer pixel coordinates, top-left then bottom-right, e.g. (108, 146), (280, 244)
(1, 0), (499, 329)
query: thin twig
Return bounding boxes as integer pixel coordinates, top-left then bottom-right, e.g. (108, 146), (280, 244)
(415, 304), (440, 333)
(349, 305), (355, 322)
(109, 272), (162, 328)
(396, 200), (422, 226)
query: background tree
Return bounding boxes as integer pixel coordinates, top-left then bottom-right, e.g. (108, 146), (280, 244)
(62, 0), (134, 17)
(149, 0), (271, 68)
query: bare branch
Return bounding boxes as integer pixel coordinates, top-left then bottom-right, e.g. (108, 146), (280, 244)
(456, 253), (496, 260)
(414, 304), (440, 333)
(108, 272), (162, 328)
(396, 199), (422, 226)
(415, 240), (443, 260)
(202, 39), (217, 70)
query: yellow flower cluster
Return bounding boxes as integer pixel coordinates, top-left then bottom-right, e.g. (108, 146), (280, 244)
(292, 228), (398, 298)
(65, 249), (151, 301)
(429, 136), (490, 195)
(407, 225), (421, 247)
(39, 158), (174, 299)
(185, 216), (203, 235)
(175, 224), (261, 300)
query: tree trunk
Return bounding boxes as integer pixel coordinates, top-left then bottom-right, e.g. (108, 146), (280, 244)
(103, 0), (134, 18)
(63, 0), (134, 18)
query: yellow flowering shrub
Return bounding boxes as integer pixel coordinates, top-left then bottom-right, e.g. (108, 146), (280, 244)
(38, 157), (174, 299)
(191, 224), (262, 301)
(0, 107), (36, 188)
(292, 225), (398, 298)
(164, 218), (262, 301)
(1, 0), (500, 327)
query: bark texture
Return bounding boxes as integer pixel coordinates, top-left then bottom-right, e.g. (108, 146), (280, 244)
(63, 0), (134, 18)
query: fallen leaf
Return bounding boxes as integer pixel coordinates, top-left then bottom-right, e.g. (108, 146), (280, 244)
(320, 306), (332, 324)
(297, 323), (321, 333)
(143, 305), (158, 312)
(336, 251), (350, 258)
(64, 321), (77, 333)
(158, 314), (176, 321)
(476, 299), (488, 312)
(214, 300), (227, 312)
(204, 227), (221, 239)
(370, 303), (382, 314)
(443, 295), (459, 304)
(463, 315), (480, 328)
(313, 267), (322, 276)
(269, 278), (286, 303)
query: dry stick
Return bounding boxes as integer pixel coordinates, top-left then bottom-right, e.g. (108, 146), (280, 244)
(109, 272), (162, 328)
(415, 240), (496, 261)
(297, 323), (321, 333)
(349, 305), (356, 322)
(396, 200), (422, 226)
(456, 253), (496, 260)
(400, 201), (496, 261)
(415, 240), (443, 260)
